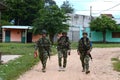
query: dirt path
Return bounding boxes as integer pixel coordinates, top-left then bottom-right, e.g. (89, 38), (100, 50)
(18, 48), (120, 80)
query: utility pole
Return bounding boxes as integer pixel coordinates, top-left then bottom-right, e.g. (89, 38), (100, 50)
(90, 6), (92, 21)
(82, 15), (85, 31)
(90, 6), (92, 38)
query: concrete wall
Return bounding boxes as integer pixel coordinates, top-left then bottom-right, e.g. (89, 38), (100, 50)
(32, 35), (41, 42)
(106, 30), (120, 42)
(83, 27), (120, 42)
(11, 29), (21, 42)
(2, 28), (41, 43)
(68, 27), (80, 42)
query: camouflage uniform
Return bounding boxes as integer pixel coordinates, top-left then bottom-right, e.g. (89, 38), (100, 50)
(78, 33), (92, 74)
(35, 30), (51, 72)
(57, 33), (70, 69)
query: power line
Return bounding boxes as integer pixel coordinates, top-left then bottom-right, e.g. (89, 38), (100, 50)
(75, 10), (120, 11)
(85, 2), (120, 15)
(99, 3), (120, 13)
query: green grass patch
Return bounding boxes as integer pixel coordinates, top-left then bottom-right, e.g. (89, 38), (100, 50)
(0, 55), (39, 80)
(111, 57), (120, 72)
(0, 43), (56, 80)
(0, 43), (34, 55)
(0, 43), (39, 80)
(112, 60), (120, 72)
(71, 42), (120, 49)
(111, 58), (119, 61)
(93, 43), (120, 48)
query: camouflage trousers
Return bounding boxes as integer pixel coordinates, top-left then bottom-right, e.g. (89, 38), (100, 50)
(39, 52), (48, 69)
(58, 49), (68, 68)
(80, 54), (90, 72)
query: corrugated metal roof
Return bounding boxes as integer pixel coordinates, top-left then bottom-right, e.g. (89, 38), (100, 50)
(2, 26), (32, 29)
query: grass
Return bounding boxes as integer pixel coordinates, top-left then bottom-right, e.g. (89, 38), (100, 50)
(93, 43), (120, 48)
(0, 43), (34, 55)
(111, 58), (119, 61)
(111, 58), (120, 72)
(0, 43), (57, 80)
(0, 43), (39, 80)
(71, 42), (120, 49)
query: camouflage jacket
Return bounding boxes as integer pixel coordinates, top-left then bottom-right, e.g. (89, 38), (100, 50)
(57, 36), (71, 50)
(35, 37), (51, 53)
(78, 37), (92, 53)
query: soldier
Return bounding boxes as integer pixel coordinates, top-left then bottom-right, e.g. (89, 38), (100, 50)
(57, 31), (71, 71)
(35, 30), (51, 72)
(77, 32), (92, 74)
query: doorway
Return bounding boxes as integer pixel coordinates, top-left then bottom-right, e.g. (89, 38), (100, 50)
(5, 30), (10, 42)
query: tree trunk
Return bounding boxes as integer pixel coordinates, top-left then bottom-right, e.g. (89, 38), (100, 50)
(49, 34), (54, 45)
(103, 31), (106, 43)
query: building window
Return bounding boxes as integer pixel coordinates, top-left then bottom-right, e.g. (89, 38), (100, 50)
(112, 32), (120, 38)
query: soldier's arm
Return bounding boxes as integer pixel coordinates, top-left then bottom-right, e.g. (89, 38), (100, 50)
(34, 41), (39, 50)
(48, 38), (52, 52)
(88, 39), (92, 51)
(77, 39), (81, 54)
(67, 37), (71, 50)
(87, 39), (92, 54)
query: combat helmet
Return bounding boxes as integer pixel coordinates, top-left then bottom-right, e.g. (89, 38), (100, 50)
(82, 32), (88, 35)
(41, 30), (47, 34)
(62, 30), (67, 35)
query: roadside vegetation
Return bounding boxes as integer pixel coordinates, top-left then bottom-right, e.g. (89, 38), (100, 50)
(0, 43), (38, 80)
(71, 42), (120, 49)
(0, 43), (57, 80)
(111, 58), (120, 72)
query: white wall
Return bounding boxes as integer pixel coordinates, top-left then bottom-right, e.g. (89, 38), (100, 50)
(66, 13), (91, 42)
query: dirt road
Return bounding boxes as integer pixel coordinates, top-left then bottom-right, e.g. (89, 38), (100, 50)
(18, 48), (120, 80)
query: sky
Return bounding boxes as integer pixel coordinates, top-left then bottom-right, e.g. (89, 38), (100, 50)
(54, 0), (120, 18)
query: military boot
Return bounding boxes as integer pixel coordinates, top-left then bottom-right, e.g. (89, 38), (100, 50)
(42, 68), (46, 72)
(86, 70), (90, 74)
(82, 69), (85, 72)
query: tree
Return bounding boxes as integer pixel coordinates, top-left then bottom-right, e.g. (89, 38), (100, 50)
(45, 0), (56, 6)
(32, 5), (69, 44)
(61, 0), (74, 13)
(89, 15), (118, 43)
(2, 0), (43, 25)
(0, 20), (13, 26)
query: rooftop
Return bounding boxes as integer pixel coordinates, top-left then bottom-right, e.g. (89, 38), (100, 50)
(2, 26), (32, 29)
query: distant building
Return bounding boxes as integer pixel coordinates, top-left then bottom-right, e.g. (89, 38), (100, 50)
(67, 13), (120, 42)
(66, 13), (91, 42)
(2, 26), (41, 43)
(83, 15), (120, 43)
(101, 14), (114, 18)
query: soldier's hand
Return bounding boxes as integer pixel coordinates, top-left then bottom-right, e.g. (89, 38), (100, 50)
(87, 50), (91, 54)
(68, 50), (71, 55)
(34, 51), (38, 58)
(77, 50), (80, 55)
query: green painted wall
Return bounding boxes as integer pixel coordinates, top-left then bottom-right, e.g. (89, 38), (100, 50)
(106, 30), (120, 42)
(84, 27), (103, 42)
(80, 27), (120, 42)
